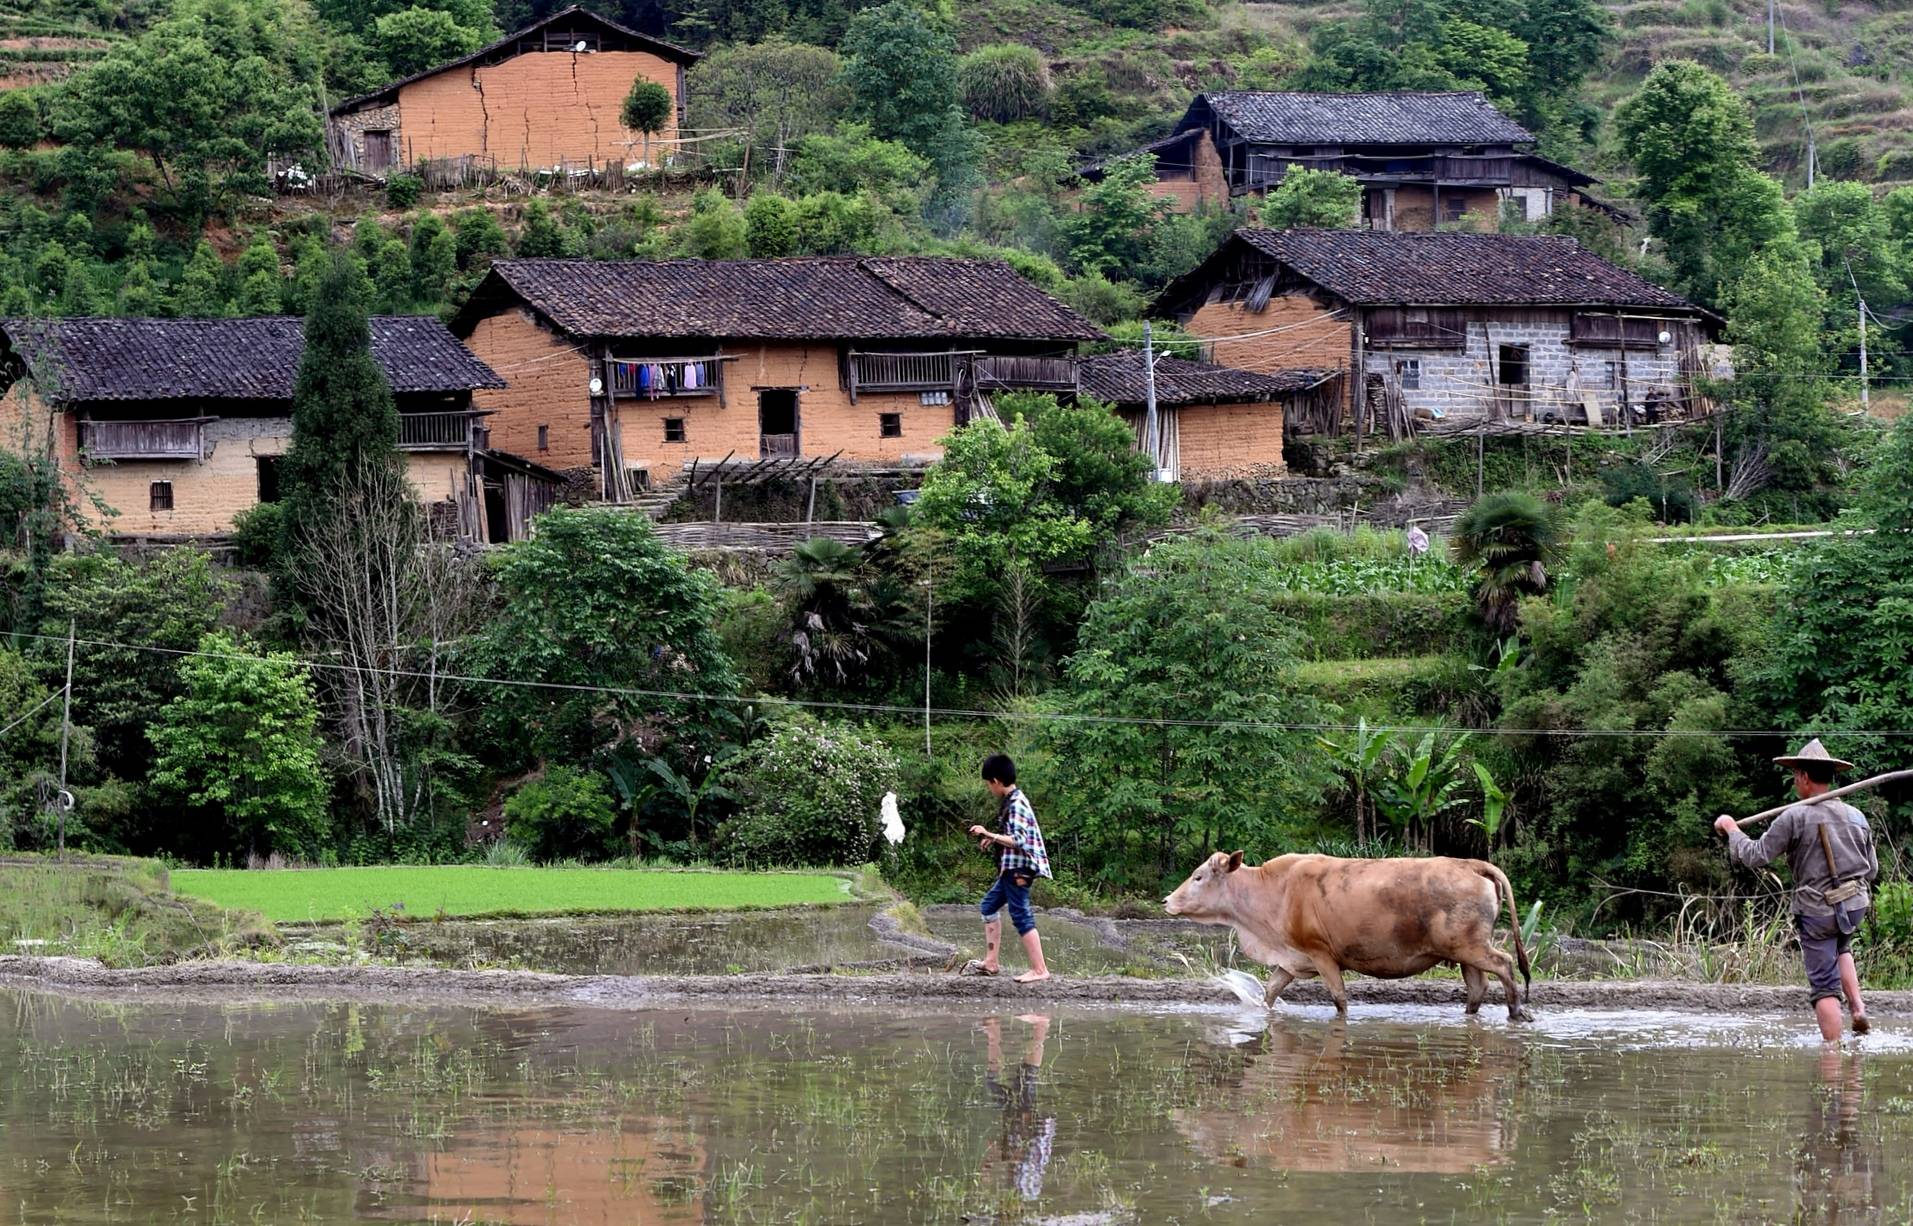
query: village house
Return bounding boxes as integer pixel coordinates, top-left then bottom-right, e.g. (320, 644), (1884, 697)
(450, 256), (1104, 498)
(0, 315), (561, 543)
(1084, 91), (1609, 229)
(326, 7), (700, 178)
(1076, 351), (1340, 481)
(1154, 228), (1718, 435)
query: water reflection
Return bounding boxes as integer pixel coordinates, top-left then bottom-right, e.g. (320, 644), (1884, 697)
(1174, 1013), (1518, 1173)
(1797, 1048), (1880, 1224)
(979, 1014), (1056, 1203)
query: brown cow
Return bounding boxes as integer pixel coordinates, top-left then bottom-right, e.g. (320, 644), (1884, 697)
(1164, 851), (1533, 1021)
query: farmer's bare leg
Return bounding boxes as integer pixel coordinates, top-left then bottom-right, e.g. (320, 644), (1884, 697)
(1015, 929), (1049, 983)
(1840, 952), (1868, 1032)
(1814, 997), (1844, 1043)
(1264, 967), (1295, 1007)
(981, 918), (1002, 973)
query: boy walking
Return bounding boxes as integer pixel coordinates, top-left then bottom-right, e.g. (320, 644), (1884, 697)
(1715, 739), (1878, 1041)
(967, 754), (1052, 983)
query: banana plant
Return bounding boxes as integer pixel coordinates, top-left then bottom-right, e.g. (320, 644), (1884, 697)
(1467, 760), (1509, 850)
(1317, 717), (1395, 844)
(1375, 730), (1473, 852)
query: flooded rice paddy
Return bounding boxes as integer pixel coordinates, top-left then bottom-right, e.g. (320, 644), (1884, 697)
(4, 989), (1911, 1224)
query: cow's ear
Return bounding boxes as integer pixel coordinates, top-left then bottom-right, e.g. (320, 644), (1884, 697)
(1226, 850), (1244, 872)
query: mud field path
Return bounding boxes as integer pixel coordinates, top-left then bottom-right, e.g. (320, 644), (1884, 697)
(5, 953), (1912, 1015)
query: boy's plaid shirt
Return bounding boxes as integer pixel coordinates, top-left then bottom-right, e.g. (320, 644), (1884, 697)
(997, 788), (1052, 879)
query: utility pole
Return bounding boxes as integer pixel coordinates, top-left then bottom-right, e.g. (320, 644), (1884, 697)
(1768, 0), (1775, 54)
(1142, 321), (1162, 479)
(921, 574), (933, 757)
(1858, 294), (1870, 413)
(56, 617), (74, 860)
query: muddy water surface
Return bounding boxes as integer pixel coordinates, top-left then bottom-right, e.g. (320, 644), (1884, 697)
(3, 992), (1910, 1224)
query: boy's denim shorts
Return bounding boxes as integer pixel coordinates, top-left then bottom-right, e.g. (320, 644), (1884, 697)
(980, 871), (1037, 935)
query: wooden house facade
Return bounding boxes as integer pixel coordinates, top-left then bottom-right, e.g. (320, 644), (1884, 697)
(451, 256), (1104, 499)
(1155, 229), (1719, 435)
(1076, 351), (1340, 480)
(1085, 91), (1606, 228)
(0, 316), (560, 543)
(326, 7), (700, 178)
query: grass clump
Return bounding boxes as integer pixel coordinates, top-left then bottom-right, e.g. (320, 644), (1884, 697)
(170, 864), (852, 923)
(0, 854), (274, 966)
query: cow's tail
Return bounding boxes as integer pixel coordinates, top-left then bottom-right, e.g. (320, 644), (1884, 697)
(1479, 861), (1531, 1001)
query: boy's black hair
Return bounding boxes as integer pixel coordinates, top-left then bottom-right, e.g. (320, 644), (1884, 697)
(1797, 761), (1837, 786)
(981, 753), (1017, 785)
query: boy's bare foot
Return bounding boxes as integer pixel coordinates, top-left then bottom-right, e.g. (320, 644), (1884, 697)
(1013, 970), (1051, 983)
(1852, 1012), (1871, 1035)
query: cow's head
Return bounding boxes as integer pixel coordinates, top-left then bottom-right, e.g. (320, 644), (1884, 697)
(1164, 850), (1244, 919)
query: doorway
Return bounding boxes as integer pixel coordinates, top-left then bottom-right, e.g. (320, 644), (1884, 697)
(256, 455), (282, 503)
(1497, 344), (1530, 386)
(758, 389), (798, 458)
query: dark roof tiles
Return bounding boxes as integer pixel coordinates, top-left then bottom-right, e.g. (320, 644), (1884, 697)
(1079, 352), (1333, 407)
(482, 257), (1104, 342)
(0, 315), (505, 403)
(1229, 229), (1698, 310)
(1190, 91), (1535, 146)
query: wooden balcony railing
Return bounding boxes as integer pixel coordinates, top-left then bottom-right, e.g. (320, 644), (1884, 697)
(398, 411), (480, 450)
(976, 355), (1078, 391)
(609, 357), (722, 399)
(79, 418), (208, 460)
(849, 351), (960, 395)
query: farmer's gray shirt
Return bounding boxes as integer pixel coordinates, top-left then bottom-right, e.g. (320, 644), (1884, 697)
(1726, 800), (1879, 917)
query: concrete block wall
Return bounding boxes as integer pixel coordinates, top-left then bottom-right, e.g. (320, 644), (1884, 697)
(1367, 315), (1683, 422)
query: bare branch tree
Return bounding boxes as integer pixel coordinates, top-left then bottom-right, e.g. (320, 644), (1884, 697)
(1725, 441), (1772, 502)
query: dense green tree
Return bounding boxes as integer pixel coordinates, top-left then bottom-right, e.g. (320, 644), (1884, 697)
(514, 198), (573, 257)
(785, 123), (928, 215)
(372, 4), (486, 76)
(452, 207), (509, 268)
(681, 187), (748, 258)
(1040, 531), (1328, 889)
(174, 239), (229, 317)
(1720, 237), (1845, 502)
(838, 0), (959, 159)
(0, 91), (41, 150)
(1061, 153), (1169, 276)
(503, 767), (620, 861)
(276, 255), (403, 598)
(148, 630), (329, 860)
(470, 506), (740, 769)
(1615, 61), (1790, 304)
(791, 190), (879, 253)
(55, 0), (326, 221)
(1016, 393), (1175, 540)
(621, 79), (674, 167)
(1793, 179), (1907, 319)
(685, 39), (844, 186)
(1259, 167), (1363, 229)
(745, 191), (800, 257)
(407, 211), (457, 304)
(234, 233), (284, 315)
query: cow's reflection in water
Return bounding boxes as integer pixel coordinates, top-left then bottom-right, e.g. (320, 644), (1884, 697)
(978, 1014), (1056, 1203)
(1175, 1014), (1521, 1174)
(1797, 1048), (1880, 1224)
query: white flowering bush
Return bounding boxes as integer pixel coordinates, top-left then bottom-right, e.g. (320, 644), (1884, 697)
(718, 717), (899, 867)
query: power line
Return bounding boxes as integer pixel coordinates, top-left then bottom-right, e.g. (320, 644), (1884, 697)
(10, 629), (1913, 743)
(0, 687), (63, 741)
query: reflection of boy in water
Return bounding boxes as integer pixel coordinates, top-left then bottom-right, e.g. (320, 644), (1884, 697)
(980, 1014), (1056, 1203)
(1796, 1048), (1877, 1223)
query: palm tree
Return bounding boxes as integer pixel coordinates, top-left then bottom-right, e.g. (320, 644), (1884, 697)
(1449, 492), (1560, 634)
(776, 537), (873, 687)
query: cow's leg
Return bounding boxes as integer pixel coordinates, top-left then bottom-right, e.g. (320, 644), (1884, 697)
(1461, 963), (1487, 1015)
(1305, 953), (1350, 1015)
(1263, 967), (1295, 1008)
(1464, 947), (1531, 1022)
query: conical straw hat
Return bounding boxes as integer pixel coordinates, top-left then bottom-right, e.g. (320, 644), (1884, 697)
(1773, 737), (1855, 772)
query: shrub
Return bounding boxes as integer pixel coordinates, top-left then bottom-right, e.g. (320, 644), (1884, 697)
(1601, 461), (1697, 523)
(230, 502), (284, 569)
(718, 716), (899, 866)
(385, 173), (423, 210)
(503, 767), (620, 861)
(0, 92), (41, 150)
(958, 44), (1052, 123)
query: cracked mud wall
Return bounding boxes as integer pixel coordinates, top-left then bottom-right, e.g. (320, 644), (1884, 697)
(396, 49), (682, 169)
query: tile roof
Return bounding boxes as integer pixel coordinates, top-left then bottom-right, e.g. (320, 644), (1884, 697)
(333, 6), (699, 114)
(476, 257), (1105, 342)
(0, 315), (506, 403)
(1225, 229), (1699, 310)
(1079, 352), (1335, 407)
(1184, 91), (1535, 146)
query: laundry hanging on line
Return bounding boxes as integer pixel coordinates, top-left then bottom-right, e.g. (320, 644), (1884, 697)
(614, 359), (712, 398)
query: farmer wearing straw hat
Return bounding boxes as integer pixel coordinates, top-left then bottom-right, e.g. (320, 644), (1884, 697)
(1714, 739), (1879, 1041)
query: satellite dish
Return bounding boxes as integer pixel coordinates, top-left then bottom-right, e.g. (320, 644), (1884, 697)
(1657, 330), (1672, 345)
(588, 376), (604, 394)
